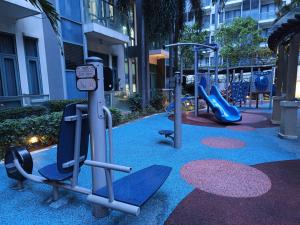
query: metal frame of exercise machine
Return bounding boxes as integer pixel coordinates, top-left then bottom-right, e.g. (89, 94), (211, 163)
(5, 57), (171, 218)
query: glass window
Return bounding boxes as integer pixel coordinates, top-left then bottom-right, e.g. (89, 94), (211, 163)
(243, 0), (250, 10)
(64, 43), (84, 70)
(61, 19), (83, 44)
(0, 33), (19, 97)
(24, 38), (38, 57)
(0, 34), (15, 54)
(24, 37), (42, 95)
(251, 0), (259, 9)
(60, 0), (81, 22)
(188, 11), (194, 22)
(4, 58), (18, 96)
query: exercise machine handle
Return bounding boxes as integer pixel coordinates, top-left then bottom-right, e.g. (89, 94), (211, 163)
(103, 106), (113, 164)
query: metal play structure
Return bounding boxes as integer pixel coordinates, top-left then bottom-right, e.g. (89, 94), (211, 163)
(4, 57), (171, 218)
(160, 42), (219, 149)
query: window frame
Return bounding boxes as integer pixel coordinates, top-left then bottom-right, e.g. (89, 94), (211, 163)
(24, 36), (43, 95)
(0, 32), (21, 97)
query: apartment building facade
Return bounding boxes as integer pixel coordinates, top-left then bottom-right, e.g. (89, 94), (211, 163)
(44, 0), (136, 101)
(0, 0), (140, 107)
(185, 0), (278, 67)
(0, 0), (50, 107)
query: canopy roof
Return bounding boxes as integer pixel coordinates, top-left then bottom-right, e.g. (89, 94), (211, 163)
(268, 7), (300, 51)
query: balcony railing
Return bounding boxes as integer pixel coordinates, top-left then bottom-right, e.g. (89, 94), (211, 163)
(260, 11), (276, 20)
(84, 0), (131, 36)
(202, 0), (211, 7)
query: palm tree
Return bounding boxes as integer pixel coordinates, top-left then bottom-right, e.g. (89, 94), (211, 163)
(117, 0), (203, 44)
(27, 0), (59, 34)
(116, 0), (204, 106)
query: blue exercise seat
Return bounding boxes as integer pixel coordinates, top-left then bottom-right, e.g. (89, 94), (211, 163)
(95, 165), (171, 207)
(38, 104), (89, 181)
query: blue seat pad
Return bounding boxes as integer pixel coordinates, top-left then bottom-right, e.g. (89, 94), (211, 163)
(94, 165), (171, 207)
(38, 163), (73, 181)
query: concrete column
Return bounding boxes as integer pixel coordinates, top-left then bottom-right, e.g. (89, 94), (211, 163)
(279, 101), (300, 139)
(272, 44), (286, 124)
(136, 0), (149, 108)
(272, 96), (285, 124)
(275, 44), (285, 96)
(286, 33), (300, 100)
(128, 58), (133, 94)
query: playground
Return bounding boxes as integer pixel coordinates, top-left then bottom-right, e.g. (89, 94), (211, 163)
(1, 11), (300, 224)
(1, 40), (300, 225)
(1, 105), (300, 225)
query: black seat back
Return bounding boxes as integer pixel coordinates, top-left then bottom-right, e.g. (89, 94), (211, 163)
(57, 104), (89, 173)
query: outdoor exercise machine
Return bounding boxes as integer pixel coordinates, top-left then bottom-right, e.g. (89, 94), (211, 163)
(159, 42), (218, 149)
(4, 57), (171, 218)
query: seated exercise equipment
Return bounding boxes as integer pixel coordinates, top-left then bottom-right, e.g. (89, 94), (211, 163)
(158, 130), (175, 142)
(5, 57), (171, 218)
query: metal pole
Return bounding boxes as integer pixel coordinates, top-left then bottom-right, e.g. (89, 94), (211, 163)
(194, 46), (199, 117)
(226, 64), (229, 101)
(214, 47), (219, 86)
(174, 49), (183, 149)
(86, 57), (109, 218)
(174, 70), (182, 149)
(214, 0), (220, 87)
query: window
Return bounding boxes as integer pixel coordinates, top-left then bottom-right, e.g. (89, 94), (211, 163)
(188, 11), (194, 22)
(261, 3), (276, 20)
(64, 43), (84, 70)
(0, 33), (19, 96)
(61, 19), (83, 44)
(225, 9), (241, 23)
(203, 15), (210, 28)
(24, 37), (42, 95)
(60, 0), (81, 22)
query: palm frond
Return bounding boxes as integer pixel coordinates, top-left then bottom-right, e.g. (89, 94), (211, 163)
(27, 0), (59, 34)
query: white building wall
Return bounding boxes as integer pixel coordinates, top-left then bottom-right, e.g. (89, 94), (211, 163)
(0, 15), (49, 96)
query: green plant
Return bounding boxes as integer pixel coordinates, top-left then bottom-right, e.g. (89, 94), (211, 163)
(150, 91), (166, 111)
(46, 99), (87, 112)
(144, 105), (157, 115)
(128, 94), (143, 112)
(109, 108), (122, 126)
(0, 106), (48, 121)
(0, 112), (62, 160)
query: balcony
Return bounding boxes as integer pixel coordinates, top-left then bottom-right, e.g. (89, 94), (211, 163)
(259, 11), (276, 24)
(0, 0), (40, 21)
(224, 0), (243, 8)
(83, 0), (130, 44)
(202, 0), (211, 9)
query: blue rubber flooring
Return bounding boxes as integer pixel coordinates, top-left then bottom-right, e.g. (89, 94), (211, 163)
(0, 111), (299, 225)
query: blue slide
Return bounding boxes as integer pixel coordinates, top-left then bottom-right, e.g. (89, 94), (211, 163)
(198, 85), (242, 123)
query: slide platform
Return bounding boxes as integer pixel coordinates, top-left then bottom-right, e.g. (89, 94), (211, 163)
(198, 85), (242, 123)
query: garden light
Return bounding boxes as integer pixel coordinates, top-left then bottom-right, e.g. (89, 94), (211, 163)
(28, 136), (39, 144)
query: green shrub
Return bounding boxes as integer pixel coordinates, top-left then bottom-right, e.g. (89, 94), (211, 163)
(0, 106), (48, 121)
(46, 99), (87, 112)
(150, 91), (165, 111)
(121, 111), (140, 124)
(128, 94), (143, 112)
(109, 108), (122, 126)
(0, 112), (62, 160)
(144, 105), (157, 115)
